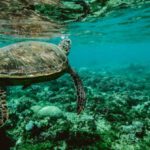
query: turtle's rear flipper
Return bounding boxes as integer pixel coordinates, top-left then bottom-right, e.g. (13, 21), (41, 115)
(0, 87), (8, 127)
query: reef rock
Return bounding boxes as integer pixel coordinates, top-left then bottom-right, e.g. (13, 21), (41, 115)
(30, 105), (42, 114)
(37, 106), (63, 118)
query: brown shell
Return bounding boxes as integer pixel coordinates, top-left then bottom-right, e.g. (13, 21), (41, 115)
(0, 41), (68, 79)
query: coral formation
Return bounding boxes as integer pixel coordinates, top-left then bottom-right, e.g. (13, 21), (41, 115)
(1, 65), (150, 149)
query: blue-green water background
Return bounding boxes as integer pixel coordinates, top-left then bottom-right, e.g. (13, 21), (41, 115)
(69, 3), (150, 69)
(0, 2), (150, 149)
(0, 3), (150, 70)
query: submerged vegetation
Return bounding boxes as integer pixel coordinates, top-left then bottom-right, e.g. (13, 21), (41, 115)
(1, 65), (150, 149)
(0, 0), (149, 149)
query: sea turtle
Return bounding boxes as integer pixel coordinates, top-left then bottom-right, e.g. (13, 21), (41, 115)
(0, 38), (86, 126)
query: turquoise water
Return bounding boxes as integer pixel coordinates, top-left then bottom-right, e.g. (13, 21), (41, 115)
(69, 3), (150, 68)
(0, 1), (150, 150)
(0, 2), (150, 70)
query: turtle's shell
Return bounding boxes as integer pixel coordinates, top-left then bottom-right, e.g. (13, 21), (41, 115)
(0, 41), (68, 85)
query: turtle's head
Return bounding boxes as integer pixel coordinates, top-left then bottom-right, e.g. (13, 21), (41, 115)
(58, 38), (71, 55)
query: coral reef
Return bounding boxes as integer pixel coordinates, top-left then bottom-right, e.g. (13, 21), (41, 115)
(0, 64), (150, 149)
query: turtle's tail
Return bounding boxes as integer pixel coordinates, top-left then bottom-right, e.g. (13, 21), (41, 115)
(68, 66), (86, 114)
(0, 87), (8, 127)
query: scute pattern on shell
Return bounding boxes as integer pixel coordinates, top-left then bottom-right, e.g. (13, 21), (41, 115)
(0, 41), (67, 77)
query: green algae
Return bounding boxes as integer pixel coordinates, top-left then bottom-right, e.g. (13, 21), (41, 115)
(17, 141), (53, 150)
(1, 65), (149, 149)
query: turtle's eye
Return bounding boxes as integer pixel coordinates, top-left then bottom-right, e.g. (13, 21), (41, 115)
(66, 39), (71, 44)
(63, 43), (70, 52)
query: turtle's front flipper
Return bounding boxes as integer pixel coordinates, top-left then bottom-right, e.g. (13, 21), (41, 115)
(68, 66), (86, 114)
(0, 87), (8, 127)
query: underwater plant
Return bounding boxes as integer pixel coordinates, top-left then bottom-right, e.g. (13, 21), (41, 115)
(0, 0), (149, 150)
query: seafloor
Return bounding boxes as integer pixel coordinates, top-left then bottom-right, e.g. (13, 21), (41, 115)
(1, 64), (150, 150)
